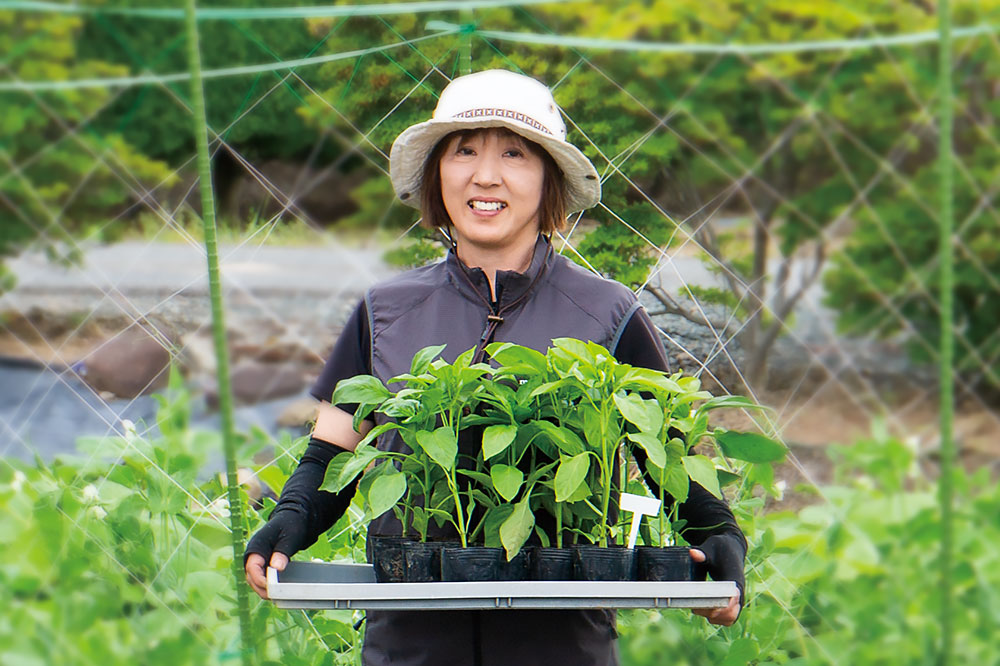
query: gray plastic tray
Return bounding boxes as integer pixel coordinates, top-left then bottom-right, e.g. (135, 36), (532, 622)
(267, 561), (738, 611)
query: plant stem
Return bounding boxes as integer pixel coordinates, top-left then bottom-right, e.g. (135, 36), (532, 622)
(599, 405), (611, 547)
(183, 1), (252, 663)
(556, 502), (563, 549)
(658, 486), (666, 548)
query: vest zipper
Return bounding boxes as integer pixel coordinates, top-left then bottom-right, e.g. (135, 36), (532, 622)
(454, 242), (554, 365)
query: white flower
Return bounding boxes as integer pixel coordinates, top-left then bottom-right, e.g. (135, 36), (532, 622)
(11, 470), (26, 493)
(89, 506), (108, 520)
(207, 498), (230, 518)
(82, 484), (99, 502)
(774, 480), (787, 501)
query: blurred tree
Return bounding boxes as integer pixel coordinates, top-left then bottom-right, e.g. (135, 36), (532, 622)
(0, 7), (173, 291)
(77, 0), (328, 221)
(823, 0), (1000, 391)
(78, 0), (321, 162)
(533, 0), (989, 389)
(823, 89), (1000, 391)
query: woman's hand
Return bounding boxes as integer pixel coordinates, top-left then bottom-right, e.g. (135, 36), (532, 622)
(245, 551), (289, 600)
(689, 546), (742, 626)
(243, 509), (309, 599)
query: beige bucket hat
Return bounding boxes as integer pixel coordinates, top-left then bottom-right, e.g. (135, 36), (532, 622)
(389, 69), (601, 214)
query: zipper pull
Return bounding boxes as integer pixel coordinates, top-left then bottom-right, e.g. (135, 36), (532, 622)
(474, 314), (505, 363)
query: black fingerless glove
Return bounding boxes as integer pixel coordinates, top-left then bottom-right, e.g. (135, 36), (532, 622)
(244, 437), (359, 567)
(692, 533), (746, 610)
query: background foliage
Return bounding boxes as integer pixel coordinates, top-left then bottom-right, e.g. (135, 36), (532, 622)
(2, 1), (999, 664)
(2, 384), (997, 664)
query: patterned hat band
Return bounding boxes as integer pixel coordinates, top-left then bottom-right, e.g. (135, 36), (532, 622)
(451, 108), (555, 136)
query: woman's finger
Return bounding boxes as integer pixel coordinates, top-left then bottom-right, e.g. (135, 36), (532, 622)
(688, 548), (706, 563)
(245, 553), (269, 599)
(692, 595), (740, 626)
(270, 551), (289, 571)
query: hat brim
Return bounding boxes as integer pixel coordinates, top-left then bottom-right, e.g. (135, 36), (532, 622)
(389, 116), (601, 215)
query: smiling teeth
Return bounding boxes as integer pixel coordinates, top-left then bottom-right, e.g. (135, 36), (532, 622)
(470, 200), (506, 211)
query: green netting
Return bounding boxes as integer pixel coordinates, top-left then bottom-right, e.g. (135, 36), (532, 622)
(1, 2), (996, 665)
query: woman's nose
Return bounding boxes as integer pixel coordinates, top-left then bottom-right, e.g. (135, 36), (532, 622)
(472, 154), (502, 187)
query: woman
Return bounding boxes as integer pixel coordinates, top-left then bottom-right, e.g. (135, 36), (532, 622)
(246, 69), (745, 666)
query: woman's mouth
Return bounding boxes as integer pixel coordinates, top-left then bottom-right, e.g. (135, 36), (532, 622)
(468, 199), (507, 212)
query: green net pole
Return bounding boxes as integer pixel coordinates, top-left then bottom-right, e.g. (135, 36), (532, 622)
(183, 1), (254, 664)
(936, 0), (954, 664)
(461, 7), (473, 74)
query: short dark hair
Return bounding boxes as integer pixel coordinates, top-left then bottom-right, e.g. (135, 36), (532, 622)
(418, 127), (567, 235)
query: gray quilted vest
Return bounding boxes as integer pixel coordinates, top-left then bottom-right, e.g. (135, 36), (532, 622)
(360, 235), (636, 666)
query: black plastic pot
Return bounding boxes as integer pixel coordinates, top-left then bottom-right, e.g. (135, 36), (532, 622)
(497, 548), (531, 581)
(370, 536), (408, 583)
(572, 545), (637, 581)
(530, 547), (574, 581)
(636, 546), (692, 582)
(440, 546), (501, 582)
(402, 540), (448, 582)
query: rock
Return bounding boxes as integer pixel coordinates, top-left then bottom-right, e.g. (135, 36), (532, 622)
(206, 360), (310, 408)
(78, 325), (174, 399)
(178, 331), (217, 376)
(232, 339), (320, 365)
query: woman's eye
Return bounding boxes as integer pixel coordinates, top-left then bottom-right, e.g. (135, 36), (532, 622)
(504, 149), (525, 158)
(456, 146), (475, 156)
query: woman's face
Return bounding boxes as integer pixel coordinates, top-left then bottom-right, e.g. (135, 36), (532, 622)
(438, 129), (546, 253)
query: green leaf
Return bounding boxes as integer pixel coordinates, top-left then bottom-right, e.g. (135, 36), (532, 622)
(453, 347), (475, 369)
(618, 367), (683, 394)
(365, 469), (407, 519)
(490, 464), (524, 502)
(470, 489), (497, 510)
(482, 504), (515, 548)
(456, 470), (493, 487)
(356, 422), (400, 449)
(627, 431), (666, 468)
(747, 462), (777, 495)
(529, 379), (568, 399)
(661, 462), (690, 503)
(353, 403), (377, 432)
(381, 397), (421, 420)
(717, 469), (741, 488)
(699, 395), (772, 412)
(482, 424), (518, 459)
(319, 446), (379, 493)
(484, 342), (547, 373)
(562, 477), (593, 502)
(532, 421), (585, 456)
(614, 392), (663, 433)
(332, 375), (390, 406)
(555, 453), (590, 502)
(411, 344), (447, 375)
(715, 430), (787, 463)
(500, 497), (535, 561)
(415, 427), (458, 472)
(721, 638), (759, 666)
(682, 455), (722, 499)
(551, 337), (593, 362)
